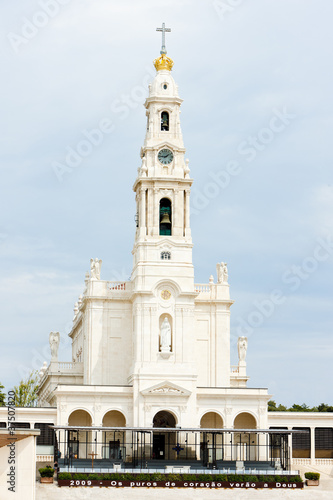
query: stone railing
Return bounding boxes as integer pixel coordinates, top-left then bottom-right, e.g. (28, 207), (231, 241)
(58, 362), (75, 370)
(230, 365), (239, 374)
(36, 455), (54, 462)
(40, 362), (83, 383)
(108, 282), (127, 291)
(292, 458), (333, 465)
(194, 283), (230, 302)
(57, 362), (83, 373)
(194, 284), (210, 293)
(291, 458), (310, 465)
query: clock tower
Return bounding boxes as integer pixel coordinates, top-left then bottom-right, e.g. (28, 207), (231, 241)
(132, 33), (193, 291)
(130, 26), (198, 423)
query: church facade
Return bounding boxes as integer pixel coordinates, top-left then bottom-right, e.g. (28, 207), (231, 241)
(37, 45), (271, 444)
(1, 30), (332, 483)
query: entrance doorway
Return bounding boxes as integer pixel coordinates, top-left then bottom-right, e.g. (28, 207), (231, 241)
(68, 431), (79, 459)
(153, 411), (177, 460)
(109, 440), (121, 460)
(153, 434), (165, 459)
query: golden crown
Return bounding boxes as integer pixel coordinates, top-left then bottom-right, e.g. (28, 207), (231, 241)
(154, 54), (174, 72)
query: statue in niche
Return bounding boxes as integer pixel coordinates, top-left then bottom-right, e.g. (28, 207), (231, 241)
(238, 336), (248, 363)
(216, 262), (228, 284)
(90, 258), (102, 280)
(160, 317), (172, 352)
(49, 332), (60, 360)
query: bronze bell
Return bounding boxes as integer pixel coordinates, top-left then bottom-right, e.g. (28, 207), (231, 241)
(161, 213), (171, 224)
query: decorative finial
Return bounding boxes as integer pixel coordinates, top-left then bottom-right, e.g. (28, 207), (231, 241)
(154, 23), (174, 72)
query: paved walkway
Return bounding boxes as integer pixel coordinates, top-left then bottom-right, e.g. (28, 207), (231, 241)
(36, 481), (333, 500)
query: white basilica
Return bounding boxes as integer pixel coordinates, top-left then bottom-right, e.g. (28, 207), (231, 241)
(6, 26), (329, 474)
(1, 28), (333, 500)
(38, 40), (271, 438)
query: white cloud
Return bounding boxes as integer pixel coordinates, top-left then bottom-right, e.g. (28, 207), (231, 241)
(0, 0), (332, 404)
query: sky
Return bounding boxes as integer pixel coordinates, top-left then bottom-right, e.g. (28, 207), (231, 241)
(0, 0), (332, 407)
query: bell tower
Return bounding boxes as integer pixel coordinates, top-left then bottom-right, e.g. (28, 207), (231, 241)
(132, 24), (194, 293)
(129, 26), (198, 418)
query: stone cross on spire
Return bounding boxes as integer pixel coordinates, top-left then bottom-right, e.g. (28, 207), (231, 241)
(157, 22), (171, 55)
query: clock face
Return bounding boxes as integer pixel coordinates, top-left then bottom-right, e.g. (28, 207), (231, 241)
(158, 148), (174, 165)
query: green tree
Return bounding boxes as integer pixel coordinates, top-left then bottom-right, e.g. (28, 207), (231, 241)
(276, 403), (288, 411)
(269, 400), (333, 412)
(12, 371), (39, 407)
(268, 400), (278, 411)
(0, 383), (5, 406)
(289, 403), (312, 412)
(317, 403), (333, 412)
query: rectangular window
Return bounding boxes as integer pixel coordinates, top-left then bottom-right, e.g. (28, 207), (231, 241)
(34, 423), (55, 446)
(292, 427), (310, 458)
(315, 428), (333, 458)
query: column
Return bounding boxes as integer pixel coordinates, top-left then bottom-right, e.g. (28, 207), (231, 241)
(310, 427), (315, 465)
(258, 433), (267, 461)
(224, 409), (233, 460)
(185, 189), (191, 237)
(147, 188), (153, 235)
(140, 188), (146, 236)
(133, 304), (142, 364)
(153, 188), (159, 236)
(288, 427), (293, 468)
(173, 189), (181, 236)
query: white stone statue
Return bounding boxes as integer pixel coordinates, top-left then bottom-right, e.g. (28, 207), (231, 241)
(238, 336), (248, 363)
(39, 361), (48, 379)
(90, 258), (102, 280)
(141, 157), (147, 176)
(223, 263), (228, 283)
(216, 262), (228, 284)
(83, 271), (90, 295)
(49, 332), (60, 360)
(185, 159), (190, 178)
(160, 317), (172, 352)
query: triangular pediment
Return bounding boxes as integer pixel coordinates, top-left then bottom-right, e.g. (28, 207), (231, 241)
(141, 381), (191, 397)
(154, 141), (186, 153)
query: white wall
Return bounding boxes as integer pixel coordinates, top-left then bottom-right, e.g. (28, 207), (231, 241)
(0, 435), (36, 500)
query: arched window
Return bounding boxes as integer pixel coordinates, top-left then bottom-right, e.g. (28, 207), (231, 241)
(161, 111), (169, 131)
(161, 251), (171, 260)
(160, 198), (172, 236)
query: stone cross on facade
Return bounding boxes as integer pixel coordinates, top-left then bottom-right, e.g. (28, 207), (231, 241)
(157, 22), (171, 55)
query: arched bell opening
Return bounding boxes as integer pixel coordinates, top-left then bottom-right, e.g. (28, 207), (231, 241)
(161, 111), (169, 131)
(160, 198), (172, 236)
